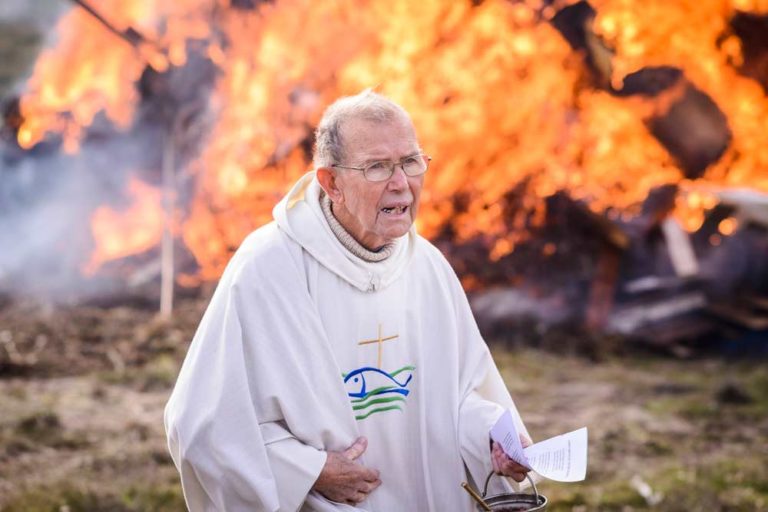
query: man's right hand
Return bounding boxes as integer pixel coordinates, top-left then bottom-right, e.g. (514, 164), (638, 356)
(313, 436), (381, 505)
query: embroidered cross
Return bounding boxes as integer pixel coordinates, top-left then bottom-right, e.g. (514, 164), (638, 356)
(358, 324), (399, 369)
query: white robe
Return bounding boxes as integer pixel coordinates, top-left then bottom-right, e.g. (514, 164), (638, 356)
(165, 172), (529, 511)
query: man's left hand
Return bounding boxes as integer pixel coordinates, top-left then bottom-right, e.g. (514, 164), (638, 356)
(490, 435), (532, 483)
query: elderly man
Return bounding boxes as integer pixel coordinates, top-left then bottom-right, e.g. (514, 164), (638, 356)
(165, 90), (530, 511)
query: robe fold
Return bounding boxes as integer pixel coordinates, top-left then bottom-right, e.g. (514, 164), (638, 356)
(165, 172), (528, 511)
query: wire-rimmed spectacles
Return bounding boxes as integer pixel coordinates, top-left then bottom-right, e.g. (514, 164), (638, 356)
(331, 154), (431, 182)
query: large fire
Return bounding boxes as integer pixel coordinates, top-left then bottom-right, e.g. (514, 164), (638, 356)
(83, 176), (164, 275)
(15, 0), (768, 283)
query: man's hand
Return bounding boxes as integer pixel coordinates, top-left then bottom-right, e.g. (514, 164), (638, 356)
(313, 437), (381, 505)
(490, 434), (532, 483)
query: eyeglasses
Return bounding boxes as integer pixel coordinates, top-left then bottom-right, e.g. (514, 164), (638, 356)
(331, 154), (431, 182)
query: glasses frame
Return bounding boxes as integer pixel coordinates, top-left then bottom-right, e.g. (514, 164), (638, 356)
(331, 154), (432, 182)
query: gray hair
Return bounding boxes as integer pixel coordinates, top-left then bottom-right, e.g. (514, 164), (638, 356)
(313, 89), (412, 169)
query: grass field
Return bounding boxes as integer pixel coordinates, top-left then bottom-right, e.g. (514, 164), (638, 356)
(1, 300), (766, 511)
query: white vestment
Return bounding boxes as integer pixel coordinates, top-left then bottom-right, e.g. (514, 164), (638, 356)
(165, 172), (529, 511)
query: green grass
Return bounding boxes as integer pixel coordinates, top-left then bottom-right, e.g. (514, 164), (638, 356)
(491, 347), (768, 512)
(96, 354), (179, 391)
(1, 410), (90, 457)
(2, 344), (766, 511)
(1, 482), (185, 512)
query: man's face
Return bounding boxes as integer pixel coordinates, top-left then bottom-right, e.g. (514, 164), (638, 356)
(330, 115), (424, 250)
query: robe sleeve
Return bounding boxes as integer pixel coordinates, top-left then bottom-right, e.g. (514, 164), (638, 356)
(449, 267), (530, 494)
(165, 287), (279, 511)
(261, 422), (328, 511)
(458, 388), (503, 488)
(165, 274), (327, 511)
(458, 370), (529, 495)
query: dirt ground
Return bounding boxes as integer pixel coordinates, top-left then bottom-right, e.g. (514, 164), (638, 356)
(0, 298), (766, 511)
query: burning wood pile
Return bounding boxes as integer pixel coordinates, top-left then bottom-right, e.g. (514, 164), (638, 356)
(1, 0), (767, 351)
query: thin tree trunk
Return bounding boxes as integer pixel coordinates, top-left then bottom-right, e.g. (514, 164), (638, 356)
(160, 129), (176, 319)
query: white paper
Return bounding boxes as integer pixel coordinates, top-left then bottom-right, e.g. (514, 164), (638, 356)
(490, 410), (588, 482)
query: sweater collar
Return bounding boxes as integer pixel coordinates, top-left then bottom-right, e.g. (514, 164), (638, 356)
(319, 192), (395, 263)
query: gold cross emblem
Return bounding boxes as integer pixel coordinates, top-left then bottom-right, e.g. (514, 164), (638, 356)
(358, 324), (399, 369)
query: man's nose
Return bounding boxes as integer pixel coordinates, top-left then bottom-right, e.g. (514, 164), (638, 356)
(386, 165), (408, 190)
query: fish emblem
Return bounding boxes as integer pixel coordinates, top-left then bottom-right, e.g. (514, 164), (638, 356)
(343, 365), (415, 420)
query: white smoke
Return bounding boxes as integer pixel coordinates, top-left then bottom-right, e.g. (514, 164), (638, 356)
(0, 0), (70, 29)
(0, 122), (168, 300)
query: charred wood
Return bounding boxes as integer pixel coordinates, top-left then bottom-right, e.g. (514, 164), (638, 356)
(635, 184), (678, 234)
(138, 52), (218, 129)
(1, 97), (22, 146)
(546, 192), (629, 250)
(229, 0), (275, 9)
(621, 186), (694, 283)
(68, 0), (158, 50)
(453, 186), (768, 352)
(691, 203), (735, 251)
(690, 197), (768, 299)
(617, 66), (681, 96)
(660, 218), (699, 277)
(698, 223), (768, 299)
(542, 187), (633, 331)
(548, 2), (732, 179)
(728, 11), (768, 94)
(708, 295), (768, 330)
(550, 1), (613, 88)
(612, 67), (731, 179)
(624, 314), (720, 357)
(607, 289), (707, 335)
(585, 248), (621, 330)
(717, 189), (768, 229)
(635, 72), (731, 179)
(470, 287), (571, 337)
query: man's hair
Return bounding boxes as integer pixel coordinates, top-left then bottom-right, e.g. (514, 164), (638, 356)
(313, 89), (412, 169)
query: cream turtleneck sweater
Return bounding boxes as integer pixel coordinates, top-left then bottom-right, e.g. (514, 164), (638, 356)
(319, 192), (395, 262)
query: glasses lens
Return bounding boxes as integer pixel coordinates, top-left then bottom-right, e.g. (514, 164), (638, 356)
(362, 156), (429, 181)
(402, 155), (428, 176)
(364, 161), (393, 182)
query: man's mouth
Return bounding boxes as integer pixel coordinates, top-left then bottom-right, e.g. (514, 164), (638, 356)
(380, 205), (409, 215)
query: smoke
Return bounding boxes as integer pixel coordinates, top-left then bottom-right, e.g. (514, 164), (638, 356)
(0, 0), (70, 29)
(0, 0), (219, 302)
(0, 121), (168, 300)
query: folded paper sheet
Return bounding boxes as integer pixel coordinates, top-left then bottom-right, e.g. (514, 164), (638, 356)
(490, 410), (588, 482)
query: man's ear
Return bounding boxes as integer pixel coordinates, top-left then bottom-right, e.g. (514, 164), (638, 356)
(317, 167), (344, 204)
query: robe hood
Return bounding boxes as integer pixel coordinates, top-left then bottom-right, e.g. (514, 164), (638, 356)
(273, 171), (416, 292)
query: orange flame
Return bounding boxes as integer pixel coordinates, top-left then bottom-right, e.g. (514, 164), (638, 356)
(18, 2), (149, 152)
(84, 177), (164, 274)
(17, 0), (768, 281)
(718, 216), (739, 235)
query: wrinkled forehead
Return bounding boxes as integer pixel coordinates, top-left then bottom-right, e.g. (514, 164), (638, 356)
(340, 115), (420, 162)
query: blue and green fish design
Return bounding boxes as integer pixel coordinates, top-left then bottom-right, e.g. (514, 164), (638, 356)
(343, 365), (415, 420)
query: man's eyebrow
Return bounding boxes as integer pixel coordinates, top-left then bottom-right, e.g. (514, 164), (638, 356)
(357, 152), (422, 165)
